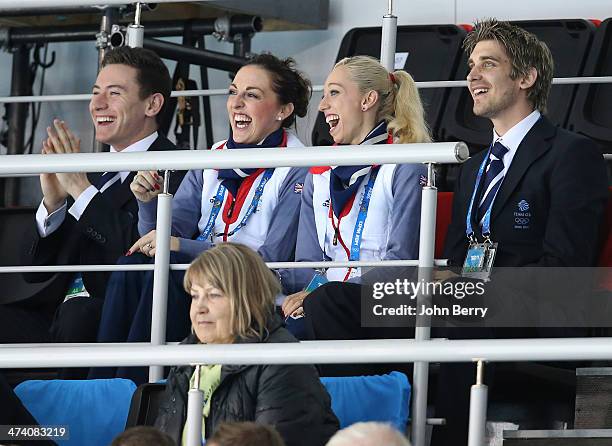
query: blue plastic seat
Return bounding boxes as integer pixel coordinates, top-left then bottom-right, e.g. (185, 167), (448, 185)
(14, 378), (136, 446)
(321, 371), (411, 430)
(14, 371), (410, 443)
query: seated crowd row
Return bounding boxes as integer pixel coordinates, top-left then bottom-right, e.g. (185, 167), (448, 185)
(0, 18), (609, 446)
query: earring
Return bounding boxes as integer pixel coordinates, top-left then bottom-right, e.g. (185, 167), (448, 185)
(276, 115), (283, 121)
(361, 106), (367, 111)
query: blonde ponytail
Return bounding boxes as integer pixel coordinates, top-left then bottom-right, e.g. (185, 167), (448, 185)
(335, 56), (432, 144)
(387, 70), (432, 144)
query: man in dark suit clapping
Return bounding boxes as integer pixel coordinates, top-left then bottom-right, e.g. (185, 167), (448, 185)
(0, 47), (184, 378)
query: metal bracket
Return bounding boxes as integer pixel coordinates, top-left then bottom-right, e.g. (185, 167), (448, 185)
(95, 30), (109, 50)
(162, 169), (171, 194)
(0, 27), (9, 51)
(109, 24), (126, 48)
(213, 15), (231, 42)
(123, 2), (157, 16)
(426, 163), (436, 188)
(125, 2), (144, 48)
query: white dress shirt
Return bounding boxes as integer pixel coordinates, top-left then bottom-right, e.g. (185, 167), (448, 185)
(491, 110), (541, 178)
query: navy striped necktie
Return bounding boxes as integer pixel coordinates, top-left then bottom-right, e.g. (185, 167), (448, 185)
(94, 172), (119, 191)
(477, 141), (508, 224)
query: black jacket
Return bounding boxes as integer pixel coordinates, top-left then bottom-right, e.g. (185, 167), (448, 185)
(154, 316), (339, 446)
(444, 117), (609, 268)
(19, 135), (185, 309)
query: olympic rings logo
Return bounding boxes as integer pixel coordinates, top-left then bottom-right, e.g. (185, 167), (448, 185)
(515, 218), (529, 225)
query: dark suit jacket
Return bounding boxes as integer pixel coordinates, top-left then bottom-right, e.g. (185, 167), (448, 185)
(20, 134), (186, 310)
(444, 116), (609, 269)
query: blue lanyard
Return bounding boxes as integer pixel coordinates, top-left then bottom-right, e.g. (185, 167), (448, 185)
(197, 183), (226, 241)
(348, 167), (379, 261)
(465, 143), (496, 239)
(197, 169), (274, 241)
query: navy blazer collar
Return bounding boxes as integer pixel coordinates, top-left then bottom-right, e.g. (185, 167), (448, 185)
(467, 116), (556, 237)
(490, 116), (555, 221)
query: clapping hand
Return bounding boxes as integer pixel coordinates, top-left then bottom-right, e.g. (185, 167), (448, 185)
(41, 119), (89, 211)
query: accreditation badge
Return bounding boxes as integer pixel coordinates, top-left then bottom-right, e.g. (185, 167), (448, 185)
(462, 242), (498, 281)
(287, 272), (329, 322)
(304, 272), (329, 293)
(63, 274), (91, 303)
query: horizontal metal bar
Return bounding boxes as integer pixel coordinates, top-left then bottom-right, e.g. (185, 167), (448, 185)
(2, 337), (612, 368)
(1, 77), (611, 104)
(407, 76), (612, 88)
(576, 367), (612, 376)
(0, 90), (230, 104)
(0, 259), (449, 274)
(0, 5), (107, 16)
(0, 0), (216, 11)
(551, 76), (612, 85)
(0, 143), (469, 176)
(0, 264), (167, 273)
(504, 429), (612, 439)
(143, 37), (246, 72)
(427, 419), (446, 426)
(5, 16), (259, 44)
(0, 94), (93, 104)
(604, 154), (612, 160)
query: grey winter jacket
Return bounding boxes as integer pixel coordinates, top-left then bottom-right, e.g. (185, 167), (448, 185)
(154, 315), (339, 445)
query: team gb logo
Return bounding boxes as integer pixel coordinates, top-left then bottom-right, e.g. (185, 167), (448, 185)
(518, 200), (529, 212)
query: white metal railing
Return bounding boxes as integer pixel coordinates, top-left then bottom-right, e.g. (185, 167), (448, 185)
(0, 143), (468, 176)
(1, 77), (611, 104)
(0, 143), (462, 378)
(0, 2), (609, 443)
(0, 0), (213, 9)
(0, 259), (449, 274)
(2, 141), (455, 445)
(2, 141), (609, 446)
(3, 337), (612, 368)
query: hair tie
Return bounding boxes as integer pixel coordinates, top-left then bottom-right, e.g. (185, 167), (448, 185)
(389, 72), (396, 85)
